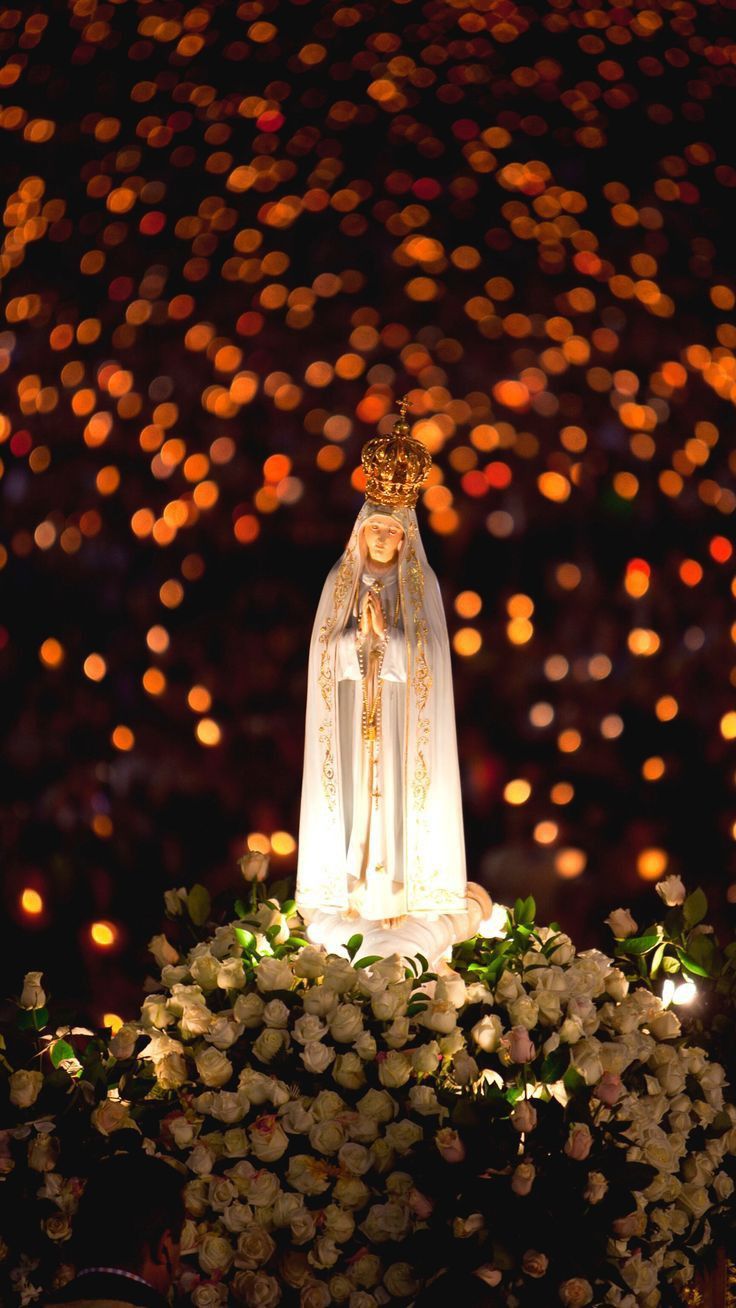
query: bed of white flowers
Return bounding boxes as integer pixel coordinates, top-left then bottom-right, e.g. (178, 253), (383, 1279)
(2, 872), (735, 1308)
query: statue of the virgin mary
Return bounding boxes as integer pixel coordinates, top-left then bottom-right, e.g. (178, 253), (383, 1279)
(296, 402), (487, 960)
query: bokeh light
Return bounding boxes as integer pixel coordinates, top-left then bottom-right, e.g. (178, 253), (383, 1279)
(1, 0), (734, 1014)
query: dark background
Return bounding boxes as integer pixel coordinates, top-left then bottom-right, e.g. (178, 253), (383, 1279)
(1, 0), (735, 1023)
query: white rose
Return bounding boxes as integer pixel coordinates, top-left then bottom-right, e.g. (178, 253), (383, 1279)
(293, 1014), (328, 1045)
(435, 968), (467, 1008)
(302, 1041), (335, 1074)
(142, 994), (172, 1029)
(655, 875), (686, 907)
(20, 971), (46, 1010)
(385, 1120), (423, 1154)
(330, 1005), (364, 1044)
(508, 996), (539, 1029)
(471, 1014), (503, 1052)
(193, 1286), (227, 1308)
(210, 1176), (238, 1211)
(303, 987), (339, 1018)
(323, 957), (358, 994)
(263, 1000), (290, 1029)
(165, 887), (187, 914)
(191, 953), (220, 991)
(184, 1178), (209, 1217)
(198, 1232), (235, 1276)
(334, 1053), (366, 1091)
(287, 1154), (331, 1196)
(357, 1088), (396, 1123)
(649, 1010), (681, 1041)
(273, 1193), (305, 1226)
(224, 1128), (250, 1157)
(250, 1118), (290, 1162)
(156, 1051), (188, 1089)
(312, 1089), (347, 1120)
(234, 993), (266, 1028)
(411, 1041), (440, 1075)
(294, 947), (327, 980)
(332, 1176), (370, 1210)
(149, 933), (179, 968)
(354, 1031), (377, 1061)
(9, 1070), (44, 1109)
(180, 1004), (213, 1039)
(408, 1085), (443, 1116)
(309, 1119), (346, 1155)
(621, 1255), (658, 1296)
(247, 1171), (282, 1207)
(536, 991), (563, 1025)
(604, 909), (638, 939)
(384, 1263), (420, 1297)
(218, 958), (246, 990)
(109, 1023), (138, 1060)
(236, 1225), (276, 1270)
(605, 969), (629, 1001)
(571, 1040), (604, 1085)
(338, 1142), (372, 1175)
(378, 1051), (412, 1088)
(252, 1029), (288, 1064)
(256, 958), (294, 993)
(452, 1049), (479, 1086)
(511, 1100), (537, 1133)
(371, 988), (406, 1022)
(679, 1183), (711, 1219)
(91, 1099), (136, 1135)
(301, 1281), (331, 1308)
(210, 1090), (249, 1124)
(360, 1200), (411, 1244)
(234, 1270), (281, 1308)
(195, 1047), (233, 1088)
(584, 1171), (608, 1204)
(207, 1016), (245, 1050)
(559, 1278), (593, 1306)
(308, 1236), (340, 1269)
(419, 999), (457, 1034)
(494, 971), (523, 1004)
(323, 1204), (356, 1243)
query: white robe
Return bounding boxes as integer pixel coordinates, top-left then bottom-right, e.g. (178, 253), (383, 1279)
(296, 501), (467, 919)
(337, 569), (408, 919)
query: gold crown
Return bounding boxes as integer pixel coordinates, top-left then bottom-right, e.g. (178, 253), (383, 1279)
(361, 400), (432, 509)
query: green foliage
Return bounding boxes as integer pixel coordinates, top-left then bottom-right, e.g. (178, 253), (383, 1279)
(186, 883), (211, 926)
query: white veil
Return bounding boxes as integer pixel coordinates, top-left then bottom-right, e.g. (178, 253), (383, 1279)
(296, 500), (467, 915)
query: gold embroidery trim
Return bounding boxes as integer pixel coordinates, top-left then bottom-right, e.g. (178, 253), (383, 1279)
(317, 539), (357, 812)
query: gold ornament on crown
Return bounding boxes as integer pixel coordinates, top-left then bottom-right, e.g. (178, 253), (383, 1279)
(361, 398), (432, 509)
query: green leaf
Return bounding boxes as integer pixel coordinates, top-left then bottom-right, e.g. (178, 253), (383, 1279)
(234, 899), (248, 920)
(187, 884), (211, 926)
(415, 953), (429, 975)
(18, 1007), (49, 1031)
(616, 933), (661, 956)
(677, 950), (709, 978)
(687, 933), (715, 974)
(662, 955), (680, 974)
(354, 955), (383, 969)
(540, 1047), (568, 1083)
(234, 927), (256, 951)
(406, 1000), (429, 1017)
(683, 888), (708, 931)
(345, 934), (363, 961)
(650, 942), (666, 979)
(520, 895), (536, 925)
(280, 899), (296, 918)
(51, 1039), (75, 1068)
(287, 935), (309, 949)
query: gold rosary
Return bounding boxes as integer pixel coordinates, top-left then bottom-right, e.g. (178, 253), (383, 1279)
(355, 579), (401, 808)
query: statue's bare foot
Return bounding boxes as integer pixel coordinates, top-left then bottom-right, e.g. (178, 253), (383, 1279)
(381, 915), (408, 929)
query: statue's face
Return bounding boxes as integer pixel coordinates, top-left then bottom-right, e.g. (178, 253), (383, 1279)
(363, 514), (404, 565)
